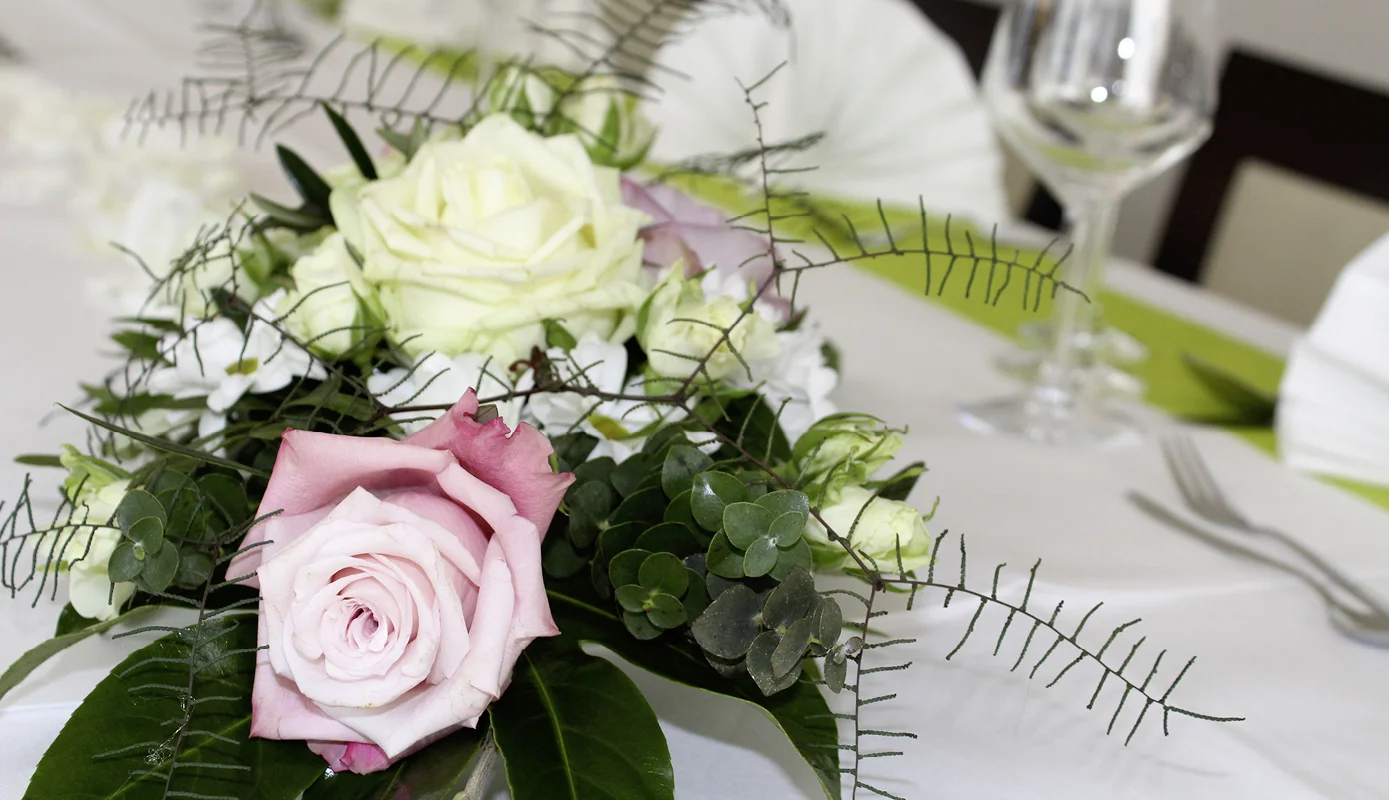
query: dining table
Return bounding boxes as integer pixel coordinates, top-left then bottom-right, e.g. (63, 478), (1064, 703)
(1, 2), (1386, 799)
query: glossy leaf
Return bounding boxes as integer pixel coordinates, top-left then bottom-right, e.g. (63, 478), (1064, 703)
(769, 538), (814, 582)
(609, 549), (653, 589)
(661, 445), (713, 499)
(723, 502), (775, 550)
(746, 630), (804, 696)
(690, 472), (748, 531)
(812, 598), (843, 647)
(704, 531), (745, 580)
(615, 584), (650, 613)
(756, 490), (810, 520)
(609, 486), (666, 527)
(690, 584), (761, 660)
(490, 640), (675, 800)
(321, 102), (377, 181)
(663, 489), (698, 529)
(610, 453), (652, 498)
(681, 569), (710, 620)
(773, 619), (813, 678)
(742, 537), (779, 578)
(276, 144), (332, 213)
(107, 541), (143, 582)
(824, 652), (849, 694)
(635, 521), (702, 557)
(768, 512), (805, 547)
(137, 543), (180, 593)
(126, 516), (164, 555)
(54, 604), (98, 637)
(23, 614), (325, 800)
(638, 552), (688, 596)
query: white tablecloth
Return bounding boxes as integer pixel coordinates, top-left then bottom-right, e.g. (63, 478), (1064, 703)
(2, 3), (1387, 799)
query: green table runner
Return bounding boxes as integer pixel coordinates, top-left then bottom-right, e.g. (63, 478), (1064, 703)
(671, 175), (1389, 511)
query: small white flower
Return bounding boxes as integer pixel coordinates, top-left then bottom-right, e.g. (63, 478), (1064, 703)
(370, 352), (531, 435)
(146, 291), (325, 435)
(731, 324), (839, 443)
(528, 334), (678, 462)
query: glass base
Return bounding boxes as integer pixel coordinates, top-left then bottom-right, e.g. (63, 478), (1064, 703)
(957, 393), (1142, 449)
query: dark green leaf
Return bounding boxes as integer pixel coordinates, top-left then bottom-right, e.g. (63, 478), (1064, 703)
(61, 405), (271, 478)
(550, 432), (598, 472)
(762, 567), (818, 629)
(610, 453), (652, 498)
(746, 630), (804, 696)
(572, 456), (616, 486)
(542, 319), (578, 351)
(772, 619), (813, 678)
(646, 593), (686, 629)
(824, 652), (848, 694)
(567, 480), (616, 521)
(137, 543), (180, 593)
(107, 541), (143, 582)
(546, 581), (840, 799)
(23, 614), (326, 800)
(623, 610), (664, 640)
(1183, 352), (1279, 424)
(705, 531), (746, 580)
(115, 489), (166, 531)
(542, 536), (589, 579)
(566, 509), (602, 550)
(597, 521), (643, 557)
(153, 473), (206, 542)
(869, 460), (927, 502)
(126, 516), (165, 555)
(812, 598), (843, 647)
(690, 584), (761, 659)
(199, 473), (249, 525)
(111, 329), (161, 360)
(661, 445), (713, 499)
(14, 453), (63, 468)
(641, 424), (689, 457)
(174, 548), (215, 589)
(276, 144), (332, 213)
(638, 552), (688, 596)
(716, 395), (792, 463)
(303, 725), (488, 800)
(321, 102), (377, 180)
(2, 606), (151, 702)
(723, 502), (775, 550)
(609, 486), (666, 527)
(663, 489), (698, 529)
(690, 472), (748, 531)
(490, 639), (674, 800)
(54, 604), (98, 637)
(615, 584), (650, 613)
(769, 538), (814, 582)
(768, 512), (806, 547)
(609, 549), (652, 589)
(743, 537), (779, 578)
(251, 192), (330, 231)
(680, 569), (710, 620)
(634, 521), (701, 557)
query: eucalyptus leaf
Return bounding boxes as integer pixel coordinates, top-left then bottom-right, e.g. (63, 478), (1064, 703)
(635, 521), (702, 557)
(199, 473), (249, 525)
(646, 593), (687, 629)
(137, 543), (180, 593)
(615, 584), (650, 613)
(681, 569), (710, 620)
(690, 472), (748, 531)
(542, 536), (588, 579)
(638, 552), (688, 596)
(812, 597), (843, 647)
(704, 531), (746, 580)
(757, 490), (811, 519)
(610, 486), (666, 527)
(663, 489), (698, 529)
(623, 610), (664, 640)
(772, 618), (813, 679)
(610, 453), (652, 498)
(174, 548), (216, 589)
(742, 536), (779, 578)
(723, 502), (775, 550)
(762, 567), (818, 630)
(572, 456), (616, 486)
(23, 614), (326, 800)
(490, 640), (675, 799)
(690, 584), (761, 659)
(823, 652), (849, 694)
(126, 516), (164, 555)
(747, 630), (804, 696)
(114, 489), (165, 531)
(550, 432), (598, 472)
(769, 538), (814, 582)
(107, 541), (143, 582)
(661, 445), (714, 499)
(609, 548), (653, 589)
(768, 512), (805, 547)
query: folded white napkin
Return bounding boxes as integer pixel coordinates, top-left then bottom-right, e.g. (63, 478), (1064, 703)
(1278, 232), (1389, 485)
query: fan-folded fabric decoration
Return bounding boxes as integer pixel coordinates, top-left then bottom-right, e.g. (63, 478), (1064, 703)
(1278, 232), (1389, 486)
(645, 0), (1009, 223)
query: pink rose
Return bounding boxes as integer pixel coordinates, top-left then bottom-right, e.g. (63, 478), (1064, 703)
(228, 391), (572, 772)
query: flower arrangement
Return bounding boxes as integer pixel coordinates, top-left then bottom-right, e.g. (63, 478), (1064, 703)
(0, 8), (1240, 799)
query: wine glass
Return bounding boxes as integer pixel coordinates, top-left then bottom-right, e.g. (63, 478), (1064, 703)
(957, 0), (1219, 447)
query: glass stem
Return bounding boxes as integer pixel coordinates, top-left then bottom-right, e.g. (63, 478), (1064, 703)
(1031, 192), (1121, 411)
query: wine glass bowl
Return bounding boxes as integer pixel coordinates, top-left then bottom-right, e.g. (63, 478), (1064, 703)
(958, 0), (1218, 447)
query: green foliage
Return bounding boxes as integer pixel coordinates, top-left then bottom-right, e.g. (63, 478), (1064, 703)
(303, 727), (488, 800)
(490, 639), (675, 800)
(23, 614), (326, 800)
(321, 102), (378, 181)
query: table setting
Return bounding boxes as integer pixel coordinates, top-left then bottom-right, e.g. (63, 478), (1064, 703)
(1, 1), (1386, 799)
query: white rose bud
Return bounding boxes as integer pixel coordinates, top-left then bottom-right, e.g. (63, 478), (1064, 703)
(280, 232), (377, 358)
(554, 74), (656, 170)
(805, 486), (931, 572)
(331, 114), (648, 364)
(485, 64), (559, 130)
(793, 412), (903, 491)
(640, 266), (780, 384)
(38, 448), (138, 621)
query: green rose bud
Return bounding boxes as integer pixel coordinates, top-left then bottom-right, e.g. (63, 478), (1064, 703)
(39, 449), (137, 621)
(484, 64), (559, 131)
(553, 74), (656, 170)
(792, 413), (903, 494)
(279, 232), (380, 358)
(639, 265), (780, 384)
(804, 486), (931, 572)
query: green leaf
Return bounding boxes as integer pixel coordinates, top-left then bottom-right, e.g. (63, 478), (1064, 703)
(762, 567), (818, 629)
(757, 490), (811, 519)
(111, 329), (161, 360)
(137, 543), (180, 593)
(609, 486), (666, 527)
(1, 606), (151, 702)
(251, 192), (330, 231)
(615, 584), (650, 613)
(597, 521), (643, 557)
(55, 604), (98, 637)
(566, 479), (617, 519)
(704, 531), (745, 580)
(609, 548), (652, 589)
(542, 536), (589, 579)
(746, 630), (804, 696)
(660, 445), (713, 499)
(680, 569), (710, 620)
(23, 614), (326, 800)
(638, 552), (688, 596)
(490, 639), (675, 800)
(716, 395), (792, 463)
(824, 652), (848, 694)
(610, 453), (652, 498)
(768, 511), (806, 547)
(646, 593), (686, 629)
(634, 521), (702, 557)
(126, 516), (165, 555)
(723, 502), (775, 550)
(303, 725), (488, 800)
(623, 610), (664, 640)
(276, 144), (333, 214)
(542, 318), (578, 351)
(546, 581), (840, 799)
(572, 456), (616, 485)
(14, 453), (63, 468)
(812, 597), (843, 648)
(742, 537), (779, 578)
(869, 460), (927, 503)
(769, 538), (814, 582)
(61, 405), (271, 478)
(663, 489), (698, 529)
(1183, 352), (1279, 424)
(641, 425), (689, 457)
(690, 472), (748, 531)
(107, 541), (143, 582)
(199, 473), (249, 525)
(690, 584), (761, 659)
(551, 432), (598, 472)
(772, 618), (813, 678)
(174, 548), (215, 589)
(321, 102), (378, 180)
(114, 489), (165, 531)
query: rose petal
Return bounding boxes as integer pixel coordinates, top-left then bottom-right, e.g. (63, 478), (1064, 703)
(307, 740), (392, 775)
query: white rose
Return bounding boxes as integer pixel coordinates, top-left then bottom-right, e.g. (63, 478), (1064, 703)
(640, 266), (780, 383)
(805, 486), (931, 572)
(280, 232), (378, 358)
(333, 114), (648, 364)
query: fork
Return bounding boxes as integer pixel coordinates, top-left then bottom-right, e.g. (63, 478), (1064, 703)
(1161, 434), (1389, 620)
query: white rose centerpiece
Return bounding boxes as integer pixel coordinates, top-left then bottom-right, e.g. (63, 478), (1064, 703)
(332, 114), (648, 365)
